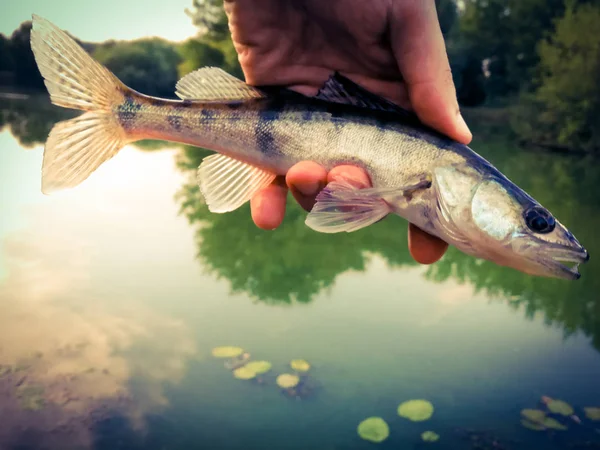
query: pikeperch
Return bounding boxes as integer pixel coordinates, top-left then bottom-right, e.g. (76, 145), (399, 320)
(29, 15), (589, 279)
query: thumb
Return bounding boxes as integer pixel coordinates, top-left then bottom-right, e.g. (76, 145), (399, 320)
(390, 0), (472, 145)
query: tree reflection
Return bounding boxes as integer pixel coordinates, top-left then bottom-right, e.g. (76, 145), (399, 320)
(3, 97), (599, 352)
(176, 135), (600, 351)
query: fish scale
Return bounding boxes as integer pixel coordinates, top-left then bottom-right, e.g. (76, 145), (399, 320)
(29, 14), (589, 280)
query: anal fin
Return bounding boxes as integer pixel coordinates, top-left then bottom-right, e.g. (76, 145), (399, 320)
(197, 154), (276, 213)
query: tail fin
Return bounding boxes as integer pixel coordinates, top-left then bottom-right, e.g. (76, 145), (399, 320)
(30, 15), (129, 194)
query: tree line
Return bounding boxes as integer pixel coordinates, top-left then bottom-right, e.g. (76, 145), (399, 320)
(1, 0), (599, 152)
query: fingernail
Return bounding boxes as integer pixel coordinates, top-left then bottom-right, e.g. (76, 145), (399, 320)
(456, 112), (472, 141)
(294, 180), (320, 197)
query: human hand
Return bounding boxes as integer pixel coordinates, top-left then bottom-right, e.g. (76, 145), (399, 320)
(224, 0), (472, 264)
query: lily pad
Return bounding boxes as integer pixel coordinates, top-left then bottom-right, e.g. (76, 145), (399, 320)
(244, 361), (272, 375)
(584, 407), (600, 421)
(521, 409), (546, 423)
(290, 359), (310, 372)
(521, 419), (545, 431)
(421, 431), (440, 442)
(211, 346), (243, 358)
(398, 399), (434, 421)
(357, 417), (390, 443)
(276, 374), (299, 389)
(233, 366), (256, 380)
(546, 399), (574, 416)
(543, 417), (567, 430)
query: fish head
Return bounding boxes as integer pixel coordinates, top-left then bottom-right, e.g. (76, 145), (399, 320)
(433, 164), (588, 280)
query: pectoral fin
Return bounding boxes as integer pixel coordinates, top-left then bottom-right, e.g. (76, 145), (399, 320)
(305, 178), (431, 233)
(197, 154), (276, 213)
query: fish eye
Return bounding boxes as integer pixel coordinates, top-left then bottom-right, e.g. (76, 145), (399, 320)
(524, 207), (555, 234)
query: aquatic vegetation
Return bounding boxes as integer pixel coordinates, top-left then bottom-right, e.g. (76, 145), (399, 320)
(290, 359), (310, 372)
(233, 366), (257, 380)
(16, 384), (45, 411)
(521, 419), (546, 431)
(397, 399), (434, 421)
(357, 417), (390, 443)
(421, 431), (440, 442)
(276, 374), (300, 389)
(584, 407), (600, 421)
(244, 361), (272, 375)
(546, 398), (574, 416)
(543, 417), (568, 430)
(211, 346), (244, 358)
(521, 409), (546, 423)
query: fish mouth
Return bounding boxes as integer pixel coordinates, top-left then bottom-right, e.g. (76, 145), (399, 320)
(542, 244), (590, 280)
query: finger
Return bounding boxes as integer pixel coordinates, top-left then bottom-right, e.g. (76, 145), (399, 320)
(390, 0), (472, 145)
(408, 223), (448, 264)
(250, 177), (288, 230)
(328, 165), (372, 187)
(286, 161), (328, 211)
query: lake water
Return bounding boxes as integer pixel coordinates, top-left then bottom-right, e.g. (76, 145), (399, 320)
(1, 97), (599, 450)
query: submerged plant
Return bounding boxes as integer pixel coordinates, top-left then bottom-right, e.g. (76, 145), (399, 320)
(211, 346), (244, 358)
(398, 399), (434, 421)
(276, 374), (299, 389)
(421, 431), (440, 442)
(290, 359), (310, 372)
(357, 417), (390, 443)
(17, 384), (45, 411)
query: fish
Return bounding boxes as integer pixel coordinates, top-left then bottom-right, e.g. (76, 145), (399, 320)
(29, 15), (589, 280)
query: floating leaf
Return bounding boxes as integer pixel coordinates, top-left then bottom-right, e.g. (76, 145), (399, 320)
(245, 361), (272, 375)
(276, 374), (299, 388)
(421, 431), (440, 442)
(290, 359), (310, 372)
(521, 409), (546, 423)
(211, 346), (243, 358)
(521, 419), (545, 431)
(357, 417), (390, 443)
(233, 366), (256, 380)
(398, 399), (434, 421)
(543, 417), (567, 430)
(584, 407), (600, 421)
(546, 399), (574, 416)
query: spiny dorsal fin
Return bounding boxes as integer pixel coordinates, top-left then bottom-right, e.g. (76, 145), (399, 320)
(176, 67), (265, 101)
(197, 154), (276, 213)
(315, 72), (419, 119)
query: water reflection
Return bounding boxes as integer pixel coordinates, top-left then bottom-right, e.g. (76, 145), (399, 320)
(2, 96), (600, 359)
(0, 119), (199, 448)
(175, 126), (600, 351)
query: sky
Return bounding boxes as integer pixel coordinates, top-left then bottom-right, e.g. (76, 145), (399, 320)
(1, 0), (199, 42)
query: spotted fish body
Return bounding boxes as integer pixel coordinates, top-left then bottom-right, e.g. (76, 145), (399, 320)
(30, 15), (589, 280)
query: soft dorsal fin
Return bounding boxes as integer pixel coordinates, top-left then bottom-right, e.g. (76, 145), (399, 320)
(197, 153), (276, 213)
(315, 72), (419, 119)
(176, 67), (265, 101)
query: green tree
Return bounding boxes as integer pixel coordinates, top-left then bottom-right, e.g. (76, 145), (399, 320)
(182, 0), (242, 78)
(520, 1), (600, 152)
(94, 39), (182, 98)
(9, 22), (44, 89)
(459, 0), (568, 100)
(0, 34), (15, 73)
